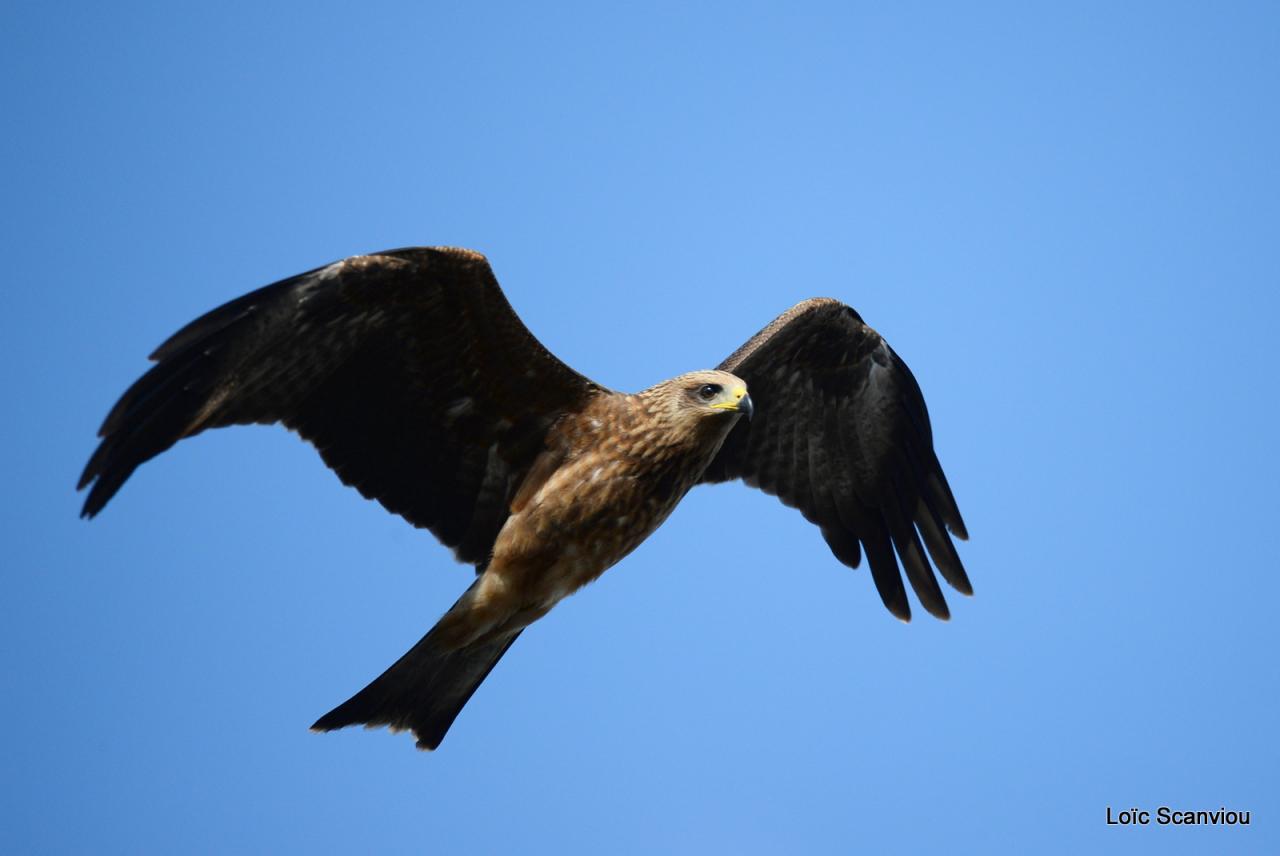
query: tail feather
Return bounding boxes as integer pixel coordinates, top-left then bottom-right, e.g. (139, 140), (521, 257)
(312, 619), (523, 751)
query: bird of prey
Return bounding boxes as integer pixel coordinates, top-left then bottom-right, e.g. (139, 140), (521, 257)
(79, 246), (970, 751)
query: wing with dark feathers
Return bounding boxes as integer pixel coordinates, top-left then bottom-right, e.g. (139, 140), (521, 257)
(78, 247), (603, 567)
(700, 298), (970, 621)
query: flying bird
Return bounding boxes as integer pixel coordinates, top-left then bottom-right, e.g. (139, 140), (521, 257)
(79, 246), (970, 751)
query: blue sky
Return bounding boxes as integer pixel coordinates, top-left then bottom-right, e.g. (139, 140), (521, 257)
(3, 2), (1277, 853)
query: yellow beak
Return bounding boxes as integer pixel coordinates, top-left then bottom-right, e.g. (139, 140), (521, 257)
(711, 386), (752, 419)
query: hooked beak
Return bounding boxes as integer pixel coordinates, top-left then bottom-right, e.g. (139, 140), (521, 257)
(711, 385), (753, 419)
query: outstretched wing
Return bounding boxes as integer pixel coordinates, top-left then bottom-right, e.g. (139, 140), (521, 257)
(79, 247), (603, 566)
(700, 298), (969, 621)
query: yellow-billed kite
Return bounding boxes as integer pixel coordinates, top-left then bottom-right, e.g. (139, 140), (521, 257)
(79, 247), (970, 751)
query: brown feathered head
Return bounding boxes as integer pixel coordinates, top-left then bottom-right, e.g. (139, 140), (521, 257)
(638, 369), (752, 435)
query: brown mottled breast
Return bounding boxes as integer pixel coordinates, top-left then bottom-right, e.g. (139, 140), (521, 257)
(490, 391), (735, 603)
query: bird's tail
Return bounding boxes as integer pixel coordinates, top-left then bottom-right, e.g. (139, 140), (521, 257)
(311, 587), (522, 751)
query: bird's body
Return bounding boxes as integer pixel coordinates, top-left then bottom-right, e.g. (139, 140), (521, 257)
(80, 246), (970, 751)
(427, 374), (749, 650)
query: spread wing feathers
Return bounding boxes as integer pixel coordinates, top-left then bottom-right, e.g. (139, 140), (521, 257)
(78, 247), (602, 566)
(700, 298), (969, 621)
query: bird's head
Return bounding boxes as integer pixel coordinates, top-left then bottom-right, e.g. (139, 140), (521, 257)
(640, 369), (753, 429)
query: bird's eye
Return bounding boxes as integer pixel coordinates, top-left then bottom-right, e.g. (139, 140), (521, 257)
(698, 383), (722, 401)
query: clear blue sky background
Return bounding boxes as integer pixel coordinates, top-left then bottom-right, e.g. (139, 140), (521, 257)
(3, 2), (1277, 854)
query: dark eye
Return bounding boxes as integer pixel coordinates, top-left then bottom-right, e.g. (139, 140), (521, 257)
(697, 383), (722, 401)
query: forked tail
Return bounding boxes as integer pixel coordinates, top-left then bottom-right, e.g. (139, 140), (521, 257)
(312, 597), (523, 751)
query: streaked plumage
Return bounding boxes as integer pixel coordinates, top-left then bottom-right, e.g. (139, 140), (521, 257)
(79, 246), (969, 751)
